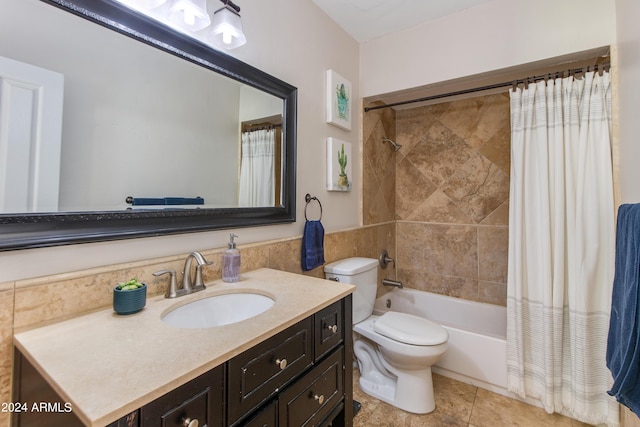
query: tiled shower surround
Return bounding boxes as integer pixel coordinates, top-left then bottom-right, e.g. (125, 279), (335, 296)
(364, 93), (511, 306)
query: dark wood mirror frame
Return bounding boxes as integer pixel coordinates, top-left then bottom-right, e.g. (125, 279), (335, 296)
(0, 0), (297, 251)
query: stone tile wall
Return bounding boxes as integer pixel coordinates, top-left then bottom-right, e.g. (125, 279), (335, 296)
(395, 94), (510, 305)
(363, 93), (511, 306)
(0, 223), (393, 427)
(363, 102), (396, 225)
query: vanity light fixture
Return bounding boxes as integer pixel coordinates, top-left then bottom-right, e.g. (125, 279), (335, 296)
(167, 0), (211, 31)
(208, 0), (247, 50)
(112, 0), (246, 49)
(138, 0), (168, 9)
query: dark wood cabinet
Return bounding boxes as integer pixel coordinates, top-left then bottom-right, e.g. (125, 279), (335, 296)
(278, 348), (343, 427)
(236, 298), (351, 427)
(239, 401), (277, 427)
(313, 300), (344, 362)
(13, 295), (353, 427)
(140, 366), (225, 427)
(228, 318), (313, 425)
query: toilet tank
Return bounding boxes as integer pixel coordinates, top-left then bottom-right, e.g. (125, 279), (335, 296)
(324, 257), (378, 324)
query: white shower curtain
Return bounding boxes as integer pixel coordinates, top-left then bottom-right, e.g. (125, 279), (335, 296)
(239, 128), (275, 207)
(507, 71), (619, 426)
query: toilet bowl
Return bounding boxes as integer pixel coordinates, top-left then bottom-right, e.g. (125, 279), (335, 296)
(324, 258), (449, 414)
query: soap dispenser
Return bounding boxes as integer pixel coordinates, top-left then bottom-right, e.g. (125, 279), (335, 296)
(222, 233), (241, 282)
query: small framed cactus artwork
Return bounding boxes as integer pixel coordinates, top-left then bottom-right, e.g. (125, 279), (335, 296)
(326, 69), (352, 131)
(327, 138), (352, 191)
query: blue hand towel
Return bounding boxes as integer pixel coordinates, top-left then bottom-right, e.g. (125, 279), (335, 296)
(607, 203), (640, 413)
(301, 220), (325, 272)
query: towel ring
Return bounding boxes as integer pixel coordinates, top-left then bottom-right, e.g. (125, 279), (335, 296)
(304, 194), (323, 221)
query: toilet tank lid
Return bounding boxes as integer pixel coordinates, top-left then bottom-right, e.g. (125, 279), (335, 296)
(324, 257), (378, 275)
(375, 312), (449, 346)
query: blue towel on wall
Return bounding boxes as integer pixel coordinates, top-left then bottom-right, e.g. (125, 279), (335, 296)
(607, 203), (640, 413)
(301, 220), (325, 272)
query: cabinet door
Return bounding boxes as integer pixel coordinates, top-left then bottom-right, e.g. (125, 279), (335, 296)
(314, 300), (344, 361)
(278, 347), (344, 427)
(140, 365), (225, 427)
(239, 400), (277, 427)
(228, 318), (313, 425)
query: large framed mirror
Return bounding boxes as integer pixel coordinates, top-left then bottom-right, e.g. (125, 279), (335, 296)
(0, 0), (297, 250)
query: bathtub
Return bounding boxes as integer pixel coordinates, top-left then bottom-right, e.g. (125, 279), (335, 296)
(373, 288), (509, 395)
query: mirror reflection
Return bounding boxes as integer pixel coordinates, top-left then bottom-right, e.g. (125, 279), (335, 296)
(0, 0), (284, 214)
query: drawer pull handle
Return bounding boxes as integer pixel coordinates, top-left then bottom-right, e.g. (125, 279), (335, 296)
(275, 358), (287, 370)
(313, 394), (325, 405)
(182, 418), (199, 427)
(327, 324), (338, 334)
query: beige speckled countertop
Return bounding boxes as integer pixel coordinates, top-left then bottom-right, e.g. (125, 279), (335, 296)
(13, 268), (354, 427)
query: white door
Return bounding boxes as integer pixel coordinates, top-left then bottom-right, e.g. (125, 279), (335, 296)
(0, 55), (64, 213)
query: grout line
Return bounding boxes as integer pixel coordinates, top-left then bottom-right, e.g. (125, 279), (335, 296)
(468, 385), (479, 426)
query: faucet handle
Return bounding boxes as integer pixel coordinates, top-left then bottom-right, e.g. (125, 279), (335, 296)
(379, 249), (395, 269)
(193, 264), (207, 289)
(192, 252), (211, 289)
(153, 269), (178, 298)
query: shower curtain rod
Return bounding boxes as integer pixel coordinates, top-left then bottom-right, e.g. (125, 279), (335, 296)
(364, 62), (610, 112)
(243, 123), (281, 131)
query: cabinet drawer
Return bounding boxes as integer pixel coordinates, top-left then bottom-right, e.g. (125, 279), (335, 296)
(228, 317), (313, 425)
(278, 347), (344, 427)
(239, 400), (277, 427)
(314, 300), (344, 361)
(140, 365), (225, 427)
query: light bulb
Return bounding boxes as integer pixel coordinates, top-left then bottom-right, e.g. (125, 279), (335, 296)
(184, 9), (195, 26)
(208, 6), (246, 50)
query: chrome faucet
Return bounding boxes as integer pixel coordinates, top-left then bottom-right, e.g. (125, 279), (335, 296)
(154, 251), (212, 298)
(382, 278), (404, 289)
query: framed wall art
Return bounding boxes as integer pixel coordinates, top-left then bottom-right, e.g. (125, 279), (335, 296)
(326, 138), (352, 192)
(326, 69), (352, 131)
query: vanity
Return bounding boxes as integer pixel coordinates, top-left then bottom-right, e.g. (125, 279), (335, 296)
(12, 269), (354, 427)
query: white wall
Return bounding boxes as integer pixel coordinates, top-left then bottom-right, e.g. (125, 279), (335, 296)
(0, 0), (361, 282)
(239, 86), (283, 123)
(616, 0), (640, 204)
(360, 0), (617, 98)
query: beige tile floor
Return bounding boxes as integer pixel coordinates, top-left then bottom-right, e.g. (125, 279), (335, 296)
(352, 371), (592, 427)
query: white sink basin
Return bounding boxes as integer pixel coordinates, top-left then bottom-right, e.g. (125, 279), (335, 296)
(161, 293), (275, 329)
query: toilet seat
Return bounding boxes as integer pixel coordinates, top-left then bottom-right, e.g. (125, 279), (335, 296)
(374, 312), (448, 346)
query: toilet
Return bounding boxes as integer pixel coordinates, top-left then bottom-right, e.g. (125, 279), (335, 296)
(324, 257), (448, 414)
